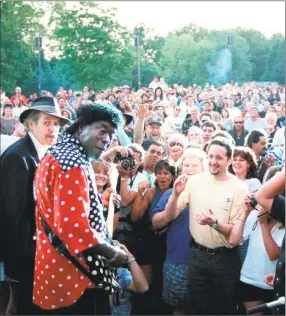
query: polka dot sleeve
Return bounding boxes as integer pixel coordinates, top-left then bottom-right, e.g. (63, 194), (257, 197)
(51, 164), (99, 256)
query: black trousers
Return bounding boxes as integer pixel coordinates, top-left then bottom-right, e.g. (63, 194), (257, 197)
(187, 246), (241, 315)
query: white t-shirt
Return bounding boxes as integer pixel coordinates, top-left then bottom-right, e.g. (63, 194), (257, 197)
(0, 135), (20, 155)
(244, 178), (262, 193)
(241, 211), (285, 290)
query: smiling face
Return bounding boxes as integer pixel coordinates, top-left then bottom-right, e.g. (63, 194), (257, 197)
(181, 156), (203, 176)
(232, 155), (250, 177)
(94, 168), (109, 189)
(167, 140), (184, 161)
(146, 123), (161, 141)
(207, 144), (231, 177)
(79, 121), (115, 159)
(145, 144), (164, 169)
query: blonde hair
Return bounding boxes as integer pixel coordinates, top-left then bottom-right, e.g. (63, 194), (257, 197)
(180, 147), (208, 172)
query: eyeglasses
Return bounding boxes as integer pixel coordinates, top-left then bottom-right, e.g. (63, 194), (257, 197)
(201, 119), (208, 123)
(234, 121), (244, 124)
(169, 141), (184, 148)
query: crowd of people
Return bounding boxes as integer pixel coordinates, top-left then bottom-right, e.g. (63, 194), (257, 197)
(0, 78), (285, 316)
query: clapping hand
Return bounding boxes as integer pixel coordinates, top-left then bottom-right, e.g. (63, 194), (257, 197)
(195, 209), (217, 225)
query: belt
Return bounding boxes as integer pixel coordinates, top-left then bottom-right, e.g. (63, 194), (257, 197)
(191, 240), (235, 255)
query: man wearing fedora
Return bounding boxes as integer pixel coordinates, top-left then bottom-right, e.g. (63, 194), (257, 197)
(0, 96), (69, 314)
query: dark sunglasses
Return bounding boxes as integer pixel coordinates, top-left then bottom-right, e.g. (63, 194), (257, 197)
(234, 121), (244, 124)
(201, 119), (209, 123)
(169, 141), (184, 148)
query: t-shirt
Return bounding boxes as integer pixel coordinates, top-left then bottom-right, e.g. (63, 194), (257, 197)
(152, 189), (191, 264)
(227, 107), (241, 121)
(112, 268), (133, 316)
(241, 210), (285, 290)
(177, 172), (248, 248)
(0, 118), (16, 135)
(244, 178), (262, 193)
(244, 119), (267, 132)
(0, 135), (20, 155)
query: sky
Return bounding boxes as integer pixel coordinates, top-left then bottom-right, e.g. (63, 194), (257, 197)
(98, 1), (285, 37)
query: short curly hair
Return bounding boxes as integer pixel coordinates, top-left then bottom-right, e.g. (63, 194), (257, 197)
(66, 102), (123, 134)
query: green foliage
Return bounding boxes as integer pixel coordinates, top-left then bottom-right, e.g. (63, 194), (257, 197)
(262, 34), (285, 83)
(1, 2), (284, 93)
(0, 1), (44, 94)
(51, 2), (135, 90)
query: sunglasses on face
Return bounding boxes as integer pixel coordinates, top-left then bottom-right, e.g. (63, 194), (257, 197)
(234, 121), (244, 124)
(169, 141), (184, 148)
(201, 119), (208, 123)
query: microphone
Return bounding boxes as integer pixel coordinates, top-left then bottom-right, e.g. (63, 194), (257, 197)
(248, 297), (285, 314)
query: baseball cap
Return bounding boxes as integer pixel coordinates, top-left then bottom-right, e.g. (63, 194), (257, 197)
(146, 116), (163, 126)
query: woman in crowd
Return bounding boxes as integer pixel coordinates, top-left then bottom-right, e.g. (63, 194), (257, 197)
(165, 134), (187, 169)
(238, 195), (284, 314)
(91, 160), (121, 233)
(221, 107), (233, 131)
(187, 126), (203, 146)
(131, 160), (176, 315)
(154, 87), (164, 105)
(12, 97), (29, 118)
(230, 146), (261, 193)
(152, 148), (208, 315)
(0, 104), (16, 135)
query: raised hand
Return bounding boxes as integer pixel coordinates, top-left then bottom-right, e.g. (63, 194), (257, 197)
(173, 174), (188, 196)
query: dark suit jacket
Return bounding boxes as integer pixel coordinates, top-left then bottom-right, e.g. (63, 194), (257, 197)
(0, 134), (39, 279)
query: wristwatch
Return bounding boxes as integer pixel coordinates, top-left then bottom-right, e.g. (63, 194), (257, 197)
(209, 219), (218, 230)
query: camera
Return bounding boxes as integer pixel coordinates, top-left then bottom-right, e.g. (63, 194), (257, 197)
(249, 197), (258, 209)
(116, 153), (136, 171)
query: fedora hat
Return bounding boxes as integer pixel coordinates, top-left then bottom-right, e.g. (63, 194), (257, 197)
(20, 96), (70, 126)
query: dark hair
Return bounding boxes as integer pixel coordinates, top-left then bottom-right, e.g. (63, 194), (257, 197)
(207, 137), (234, 158)
(201, 121), (216, 131)
(154, 87), (163, 100)
(154, 159), (176, 187)
(222, 108), (230, 119)
(200, 112), (212, 120)
(66, 102), (123, 134)
(232, 116), (246, 137)
(211, 130), (235, 145)
(229, 147), (258, 179)
(148, 140), (166, 153)
(245, 129), (267, 148)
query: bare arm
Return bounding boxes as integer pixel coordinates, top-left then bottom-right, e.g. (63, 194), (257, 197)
(133, 117), (145, 145)
(134, 104), (150, 145)
(255, 169), (285, 211)
(131, 189), (152, 222)
(152, 211), (170, 229)
(164, 174), (189, 221)
(120, 179), (138, 207)
(228, 194), (253, 246)
(119, 244), (149, 293)
(259, 213), (281, 261)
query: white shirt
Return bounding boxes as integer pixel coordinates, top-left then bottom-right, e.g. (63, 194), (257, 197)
(244, 178), (262, 193)
(273, 127), (285, 146)
(13, 106), (29, 118)
(241, 211), (285, 290)
(0, 135), (20, 155)
(28, 132), (49, 161)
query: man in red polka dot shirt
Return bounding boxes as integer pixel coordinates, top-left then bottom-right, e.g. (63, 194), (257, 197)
(33, 103), (129, 314)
